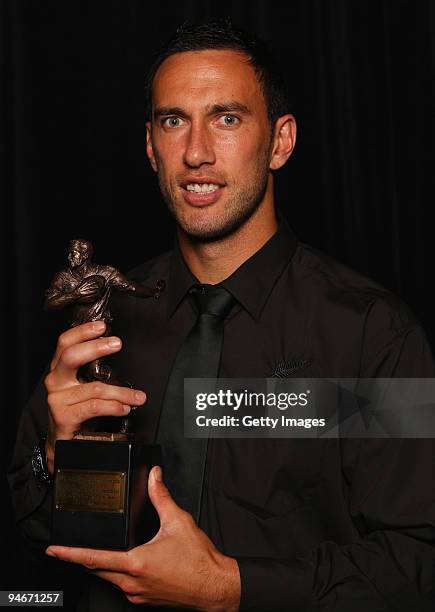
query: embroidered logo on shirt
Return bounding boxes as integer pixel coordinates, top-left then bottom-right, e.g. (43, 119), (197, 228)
(272, 359), (311, 377)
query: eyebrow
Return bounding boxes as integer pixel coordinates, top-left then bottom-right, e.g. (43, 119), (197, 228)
(153, 101), (252, 120)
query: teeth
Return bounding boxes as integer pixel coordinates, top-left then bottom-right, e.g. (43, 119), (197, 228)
(186, 183), (220, 193)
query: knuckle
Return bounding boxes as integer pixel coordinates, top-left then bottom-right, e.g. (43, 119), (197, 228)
(121, 578), (138, 596)
(44, 372), (55, 391)
(83, 553), (98, 570)
(87, 398), (99, 417)
(179, 510), (195, 528)
(74, 383), (88, 400)
(60, 346), (76, 368)
(76, 403), (87, 423)
(92, 382), (104, 397)
(125, 553), (142, 577)
(128, 561), (141, 578)
(57, 332), (69, 351)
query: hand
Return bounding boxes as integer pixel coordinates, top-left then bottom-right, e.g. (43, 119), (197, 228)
(44, 321), (146, 473)
(74, 275), (105, 303)
(46, 467), (241, 611)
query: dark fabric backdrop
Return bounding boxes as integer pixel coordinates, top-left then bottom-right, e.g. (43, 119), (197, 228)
(1, 0), (434, 600)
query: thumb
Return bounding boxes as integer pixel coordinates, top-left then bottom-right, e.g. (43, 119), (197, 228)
(148, 466), (179, 524)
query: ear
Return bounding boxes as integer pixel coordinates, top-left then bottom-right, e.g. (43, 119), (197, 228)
(146, 121), (158, 173)
(269, 114), (297, 171)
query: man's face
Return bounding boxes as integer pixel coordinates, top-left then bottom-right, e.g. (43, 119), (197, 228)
(68, 245), (87, 268)
(146, 49), (277, 241)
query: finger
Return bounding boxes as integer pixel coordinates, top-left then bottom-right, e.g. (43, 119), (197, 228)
(46, 546), (129, 573)
(148, 466), (184, 525)
(46, 382), (147, 441)
(53, 381), (146, 409)
(50, 336), (123, 387)
(66, 399), (132, 429)
(49, 396), (145, 435)
(51, 321), (107, 370)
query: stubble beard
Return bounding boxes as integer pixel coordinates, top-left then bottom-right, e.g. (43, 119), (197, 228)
(157, 157), (271, 243)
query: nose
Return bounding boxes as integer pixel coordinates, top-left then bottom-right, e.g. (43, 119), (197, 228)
(183, 121), (215, 168)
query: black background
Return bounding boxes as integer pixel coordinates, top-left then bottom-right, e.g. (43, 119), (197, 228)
(1, 0), (435, 598)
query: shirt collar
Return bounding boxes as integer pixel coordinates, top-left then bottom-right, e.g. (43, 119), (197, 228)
(167, 220), (298, 320)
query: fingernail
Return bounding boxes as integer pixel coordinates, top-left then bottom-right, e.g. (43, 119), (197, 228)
(153, 466), (162, 482)
(123, 405), (131, 414)
(108, 337), (121, 348)
(46, 548), (57, 558)
(135, 391), (146, 403)
(93, 321), (105, 333)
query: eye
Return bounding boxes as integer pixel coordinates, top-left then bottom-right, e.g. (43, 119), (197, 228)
(218, 114), (240, 127)
(163, 117), (185, 128)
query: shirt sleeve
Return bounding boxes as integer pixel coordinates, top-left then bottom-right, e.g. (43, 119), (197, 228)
(7, 372), (52, 549)
(106, 266), (133, 292)
(237, 303), (435, 611)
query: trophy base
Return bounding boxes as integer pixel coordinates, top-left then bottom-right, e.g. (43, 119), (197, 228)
(51, 439), (161, 550)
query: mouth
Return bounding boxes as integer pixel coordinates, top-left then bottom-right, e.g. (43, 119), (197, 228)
(180, 180), (225, 206)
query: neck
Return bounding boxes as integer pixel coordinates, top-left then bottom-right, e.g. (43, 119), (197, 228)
(72, 261), (90, 275)
(178, 192), (278, 285)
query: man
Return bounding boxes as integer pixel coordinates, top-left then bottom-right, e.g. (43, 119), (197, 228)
(8, 21), (435, 611)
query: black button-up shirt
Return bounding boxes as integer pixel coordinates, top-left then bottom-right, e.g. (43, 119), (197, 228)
(9, 222), (435, 611)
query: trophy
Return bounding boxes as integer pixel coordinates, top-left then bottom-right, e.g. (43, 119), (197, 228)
(45, 239), (164, 550)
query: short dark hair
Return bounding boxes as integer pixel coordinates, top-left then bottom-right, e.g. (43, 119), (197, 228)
(145, 19), (290, 126)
